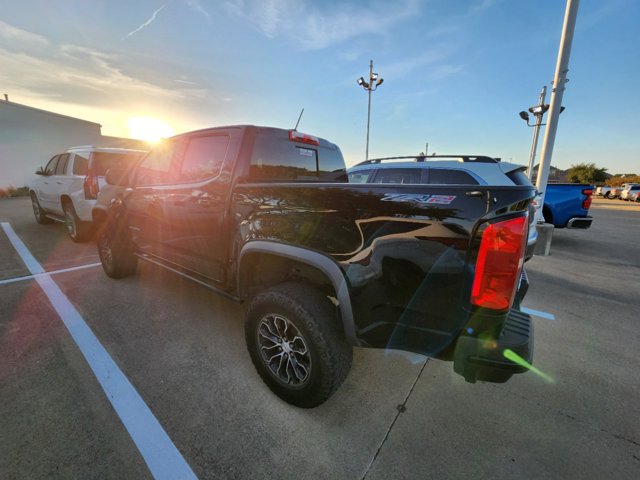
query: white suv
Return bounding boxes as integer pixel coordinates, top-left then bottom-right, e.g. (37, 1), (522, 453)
(29, 146), (146, 242)
(347, 155), (539, 258)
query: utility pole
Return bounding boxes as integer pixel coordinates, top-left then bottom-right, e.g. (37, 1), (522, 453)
(365, 60), (373, 161)
(526, 86), (547, 179)
(535, 0), (580, 216)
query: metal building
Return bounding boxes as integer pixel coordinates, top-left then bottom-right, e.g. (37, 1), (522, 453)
(0, 98), (145, 189)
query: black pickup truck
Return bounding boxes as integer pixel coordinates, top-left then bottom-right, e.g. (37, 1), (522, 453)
(98, 125), (535, 407)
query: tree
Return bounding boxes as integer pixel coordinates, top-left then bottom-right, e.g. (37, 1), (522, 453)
(606, 174), (640, 187)
(566, 163), (608, 184)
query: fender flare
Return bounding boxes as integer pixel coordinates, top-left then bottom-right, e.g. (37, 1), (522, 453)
(238, 241), (359, 346)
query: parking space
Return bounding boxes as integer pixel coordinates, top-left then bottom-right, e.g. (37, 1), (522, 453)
(1, 196), (638, 479)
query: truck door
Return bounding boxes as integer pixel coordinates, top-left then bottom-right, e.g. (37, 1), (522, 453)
(125, 139), (182, 258)
(153, 131), (234, 282)
(36, 155), (60, 210)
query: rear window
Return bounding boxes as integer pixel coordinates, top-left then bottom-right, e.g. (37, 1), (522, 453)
(249, 132), (346, 182)
(506, 168), (533, 186)
(92, 152), (144, 176)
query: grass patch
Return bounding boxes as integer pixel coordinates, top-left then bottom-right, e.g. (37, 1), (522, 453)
(0, 186), (30, 198)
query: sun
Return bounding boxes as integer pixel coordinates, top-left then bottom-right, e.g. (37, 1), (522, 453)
(127, 116), (175, 143)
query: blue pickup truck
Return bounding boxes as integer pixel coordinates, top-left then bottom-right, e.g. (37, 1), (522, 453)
(541, 184), (594, 229)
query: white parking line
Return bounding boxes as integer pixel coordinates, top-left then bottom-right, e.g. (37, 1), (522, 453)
(521, 306), (556, 321)
(0, 222), (198, 480)
(0, 262), (102, 286)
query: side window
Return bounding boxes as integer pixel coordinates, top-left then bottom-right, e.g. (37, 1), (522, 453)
(428, 169), (479, 185)
(372, 168), (422, 184)
(348, 169), (373, 183)
(72, 154), (89, 175)
(44, 155), (59, 175)
(179, 135), (229, 182)
(134, 140), (178, 186)
(55, 154), (70, 175)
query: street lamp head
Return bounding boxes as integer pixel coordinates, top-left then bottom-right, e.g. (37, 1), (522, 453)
(371, 72), (379, 81)
(519, 111), (530, 122)
(357, 77), (365, 86)
(529, 104), (550, 116)
(376, 78), (384, 87)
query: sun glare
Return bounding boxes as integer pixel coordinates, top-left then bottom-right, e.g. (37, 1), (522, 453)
(127, 117), (175, 143)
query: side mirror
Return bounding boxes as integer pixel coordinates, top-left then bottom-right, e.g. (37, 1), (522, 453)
(35, 167), (51, 176)
(105, 168), (131, 187)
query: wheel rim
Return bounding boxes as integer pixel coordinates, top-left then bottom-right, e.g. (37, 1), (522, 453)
(64, 208), (77, 237)
(98, 234), (113, 269)
(31, 197), (41, 221)
(257, 314), (312, 388)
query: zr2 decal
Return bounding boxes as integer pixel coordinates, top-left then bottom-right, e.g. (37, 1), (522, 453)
(381, 193), (456, 205)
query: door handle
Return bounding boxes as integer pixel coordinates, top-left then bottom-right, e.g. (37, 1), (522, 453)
(197, 199), (211, 206)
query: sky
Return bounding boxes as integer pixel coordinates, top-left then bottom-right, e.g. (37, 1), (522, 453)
(1, 0), (639, 173)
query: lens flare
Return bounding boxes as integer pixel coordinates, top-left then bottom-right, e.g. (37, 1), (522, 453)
(503, 348), (554, 383)
(127, 117), (174, 143)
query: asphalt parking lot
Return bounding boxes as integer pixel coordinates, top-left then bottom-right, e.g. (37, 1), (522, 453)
(1, 196), (638, 480)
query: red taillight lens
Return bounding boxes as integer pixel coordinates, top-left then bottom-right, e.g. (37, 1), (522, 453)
(581, 188), (593, 210)
(471, 215), (528, 310)
(289, 130), (320, 146)
(83, 174), (99, 200)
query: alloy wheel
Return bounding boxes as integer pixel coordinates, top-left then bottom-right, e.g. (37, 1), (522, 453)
(257, 314), (312, 388)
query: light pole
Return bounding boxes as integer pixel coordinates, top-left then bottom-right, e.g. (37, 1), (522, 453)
(357, 60), (384, 161)
(519, 86), (549, 180)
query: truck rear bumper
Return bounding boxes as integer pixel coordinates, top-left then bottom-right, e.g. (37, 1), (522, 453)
(453, 309), (533, 383)
(566, 216), (593, 229)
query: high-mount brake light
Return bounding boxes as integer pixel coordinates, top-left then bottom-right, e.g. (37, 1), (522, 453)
(471, 215), (528, 311)
(581, 188), (593, 210)
(289, 130), (320, 146)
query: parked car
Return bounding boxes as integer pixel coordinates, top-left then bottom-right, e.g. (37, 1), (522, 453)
(595, 186), (614, 198)
(542, 184), (593, 229)
(29, 146), (146, 241)
(627, 190), (640, 202)
(621, 184), (640, 201)
(607, 183), (639, 199)
(347, 155), (539, 259)
(98, 127), (535, 407)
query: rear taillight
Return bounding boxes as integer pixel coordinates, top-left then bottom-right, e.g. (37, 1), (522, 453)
(581, 188), (593, 210)
(289, 130), (320, 146)
(471, 215), (528, 311)
(83, 174), (99, 200)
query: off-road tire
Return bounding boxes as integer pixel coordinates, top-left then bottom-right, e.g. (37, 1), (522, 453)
(245, 282), (352, 408)
(97, 216), (137, 279)
(30, 193), (53, 225)
(63, 202), (92, 242)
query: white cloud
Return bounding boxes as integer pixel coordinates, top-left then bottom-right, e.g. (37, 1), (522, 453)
(186, 0), (212, 21)
(0, 20), (49, 47)
(0, 42), (206, 108)
(124, 5), (166, 39)
(224, 0), (423, 50)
